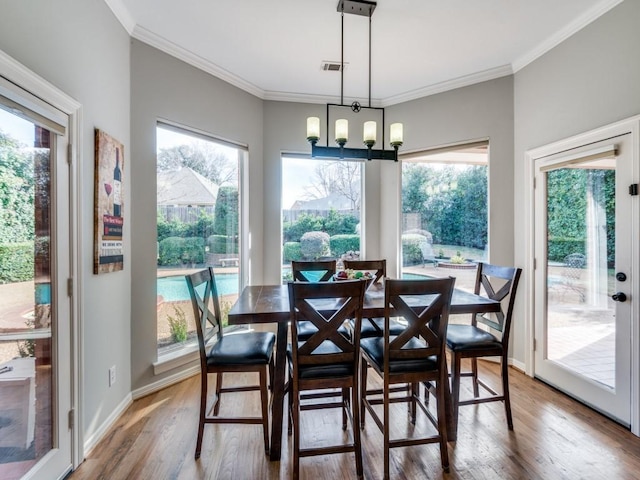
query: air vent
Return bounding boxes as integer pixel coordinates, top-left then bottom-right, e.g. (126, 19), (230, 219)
(321, 61), (348, 72)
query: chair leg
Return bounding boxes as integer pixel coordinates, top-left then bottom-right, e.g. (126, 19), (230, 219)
(502, 356), (514, 430)
(383, 379), (390, 480)
(268, 356), (275, 391)
(292, 384), (300, 480)
(195, 372), (207, 459)
(259, 367), (270, 454)
(451, 353), (462, 431)
(287, 370), (293, 436)
(351, 380), (364, 479)
(410, 383), (418, 425)
(360, 358), (368, 429)
(436, 372), (450, 472)
(471, 357), (480, 398)
(342, 388), (348, 431)
(213, 372), (223, 416)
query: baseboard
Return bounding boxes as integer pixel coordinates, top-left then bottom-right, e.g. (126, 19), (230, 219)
(132, 365), (200, 400)
(509, 357), (526, 373)
(83, 392), (132, 457)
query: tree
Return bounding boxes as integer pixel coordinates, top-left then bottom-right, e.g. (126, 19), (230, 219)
(157, 142), (236, 186)
(304, 161), (361, 209)
(213, 186), (239, 237)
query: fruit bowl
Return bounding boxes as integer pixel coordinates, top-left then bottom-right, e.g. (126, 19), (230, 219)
(333, 269), (376, 290)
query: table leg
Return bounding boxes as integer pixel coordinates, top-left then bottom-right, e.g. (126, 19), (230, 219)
(442, 357), (457, 442)
(269, 322), (288, 461)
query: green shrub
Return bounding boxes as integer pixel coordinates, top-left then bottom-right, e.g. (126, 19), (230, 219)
(547, 238), (585, 263)
(167, 305), (188, 343)
(182, 237), (205, 264)
(330, 234), (360, 257)
(300, 231), (330, 260)
(402, 234), (426, 266)
(207, 234), (238, 254)
(158, 237), (204, 266)
(0, 242), (34, 283)
(283, 242), (303, 262)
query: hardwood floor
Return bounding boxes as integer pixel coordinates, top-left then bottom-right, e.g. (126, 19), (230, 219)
(69, 361), (640, 479)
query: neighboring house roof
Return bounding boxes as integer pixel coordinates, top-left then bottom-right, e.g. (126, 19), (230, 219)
(290, 192), (354, 211)
(157, 167), (219, 206)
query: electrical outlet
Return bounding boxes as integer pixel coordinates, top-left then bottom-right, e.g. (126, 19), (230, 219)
(109, 365), (116, 387)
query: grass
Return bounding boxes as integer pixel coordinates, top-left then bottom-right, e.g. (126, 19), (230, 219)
(433, 244), (485, 262)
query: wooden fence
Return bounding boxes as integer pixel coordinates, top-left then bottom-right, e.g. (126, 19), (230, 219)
(158, 205), (215, 223)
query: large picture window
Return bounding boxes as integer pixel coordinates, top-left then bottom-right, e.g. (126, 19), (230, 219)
(281, 157), (363, 281)
(156, 123), (243, 356)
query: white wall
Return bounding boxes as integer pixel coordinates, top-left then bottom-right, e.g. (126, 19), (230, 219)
(513, 0), (640, 364)
(0, 0), (131, 449)
(130, 40), (264, 390)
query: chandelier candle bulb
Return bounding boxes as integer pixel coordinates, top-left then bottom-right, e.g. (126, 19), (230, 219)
(335, 119), (348, 145)
(390, 123), (404, 147)
(307, 117), (320, 142)
(363, 121), (377, 146)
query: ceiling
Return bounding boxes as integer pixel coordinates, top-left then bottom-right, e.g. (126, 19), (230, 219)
(108, 0), (621, 106)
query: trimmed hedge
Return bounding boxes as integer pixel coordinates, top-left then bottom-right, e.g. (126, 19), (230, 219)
(548, 238), (585, 263)
(329, 234), (360, 258)
(402, 233), (426, 266)
(0, 242), (34, 283)
(300, 231), (330, 260)
(158, 237), (204, 266)
(283, 242), (303, 262)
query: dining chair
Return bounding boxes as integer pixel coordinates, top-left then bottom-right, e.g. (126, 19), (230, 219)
(343, 259), (405, 338)
(185, 267), (275, 459)
(360, 277), (455, 480)
(445, 262), (522, 430)
(287, 279), (367, 480)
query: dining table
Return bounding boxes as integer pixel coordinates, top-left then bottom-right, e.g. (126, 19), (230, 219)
(227, 281), (501, 461)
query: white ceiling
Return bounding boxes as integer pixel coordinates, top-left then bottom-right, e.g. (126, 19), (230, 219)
(108, 0), (621, 106)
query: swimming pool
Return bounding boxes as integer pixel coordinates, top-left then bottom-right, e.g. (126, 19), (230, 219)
(157, 274), (239, 301)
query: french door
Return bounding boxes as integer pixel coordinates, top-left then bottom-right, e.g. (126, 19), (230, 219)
(533, 132), (637, 426)
(0, 78), (73, 479)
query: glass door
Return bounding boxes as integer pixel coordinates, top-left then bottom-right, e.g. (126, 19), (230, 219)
(0, 96), (72, 478)
(534, 135), (633, 425)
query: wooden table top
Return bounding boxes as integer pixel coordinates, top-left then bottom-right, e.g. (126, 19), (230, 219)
(228, 283), (500, 325)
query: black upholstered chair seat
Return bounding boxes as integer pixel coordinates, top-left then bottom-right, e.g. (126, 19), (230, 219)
(207, 331), (276, 366)
(352, 317), (406, 338)
(287, 340), (354, 379)
(446, 324), (502, 353)
(297, 320), (350, 340)
(360, 336), (438, 374)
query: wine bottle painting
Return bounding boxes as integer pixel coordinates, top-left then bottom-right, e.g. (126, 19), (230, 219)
(94, 129), (124, 274)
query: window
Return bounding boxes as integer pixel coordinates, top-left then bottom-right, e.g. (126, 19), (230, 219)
(401, 144), (488, 292)
(156, 123), (243, 356)
(281, 157), (363, 281)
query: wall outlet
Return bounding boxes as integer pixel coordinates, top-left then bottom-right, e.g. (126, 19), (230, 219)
(109, 365), (116, 387)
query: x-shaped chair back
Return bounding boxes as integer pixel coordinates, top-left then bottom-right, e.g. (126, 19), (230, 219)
(291, 260), (337, 282)
(343, 259), (386, 284)
(473, 263), (522, 347)
(384, 277), (455, 368)
(288, 280), (366, 369)
(185, 267), (223, 365)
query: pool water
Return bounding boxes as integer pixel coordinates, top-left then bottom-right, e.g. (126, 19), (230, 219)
(157, 274), (239, 301)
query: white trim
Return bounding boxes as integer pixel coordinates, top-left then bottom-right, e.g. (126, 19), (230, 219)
(103, 0), (136, 34)
(153, 344), (199, 376)
(512, 0), (623, 73)
(133, 365), (200, 400)
(83, 393), (133, 457)
(0, 48), (84, 468)
(524, 114), (640, 435)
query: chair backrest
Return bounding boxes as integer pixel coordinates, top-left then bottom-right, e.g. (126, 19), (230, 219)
(384, 277), (455, 367)
(185, 268), (223, 365)
(288, 279), (366, 371)
(343, 259), (386, 284)
(562, 253), (585, 281)
(291, 260), (337, 282)
(473, 263), (522, 347)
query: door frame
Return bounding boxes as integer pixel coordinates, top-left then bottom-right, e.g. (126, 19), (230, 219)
(0, 49), (84, 468)
(524, 116), (640, 435)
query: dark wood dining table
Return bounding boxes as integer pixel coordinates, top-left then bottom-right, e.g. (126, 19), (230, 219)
(228, 282), (501, 461)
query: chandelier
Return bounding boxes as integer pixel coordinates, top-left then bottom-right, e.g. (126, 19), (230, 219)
(306, 0), (403, 162)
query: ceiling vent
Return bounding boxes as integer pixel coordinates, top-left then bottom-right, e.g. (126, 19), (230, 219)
(321, 61), (348, 72)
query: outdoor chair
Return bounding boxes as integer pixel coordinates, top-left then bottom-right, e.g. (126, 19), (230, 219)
(185, 267), (275, 459)
(287, 279), (367, 480)
(444, 262), (521, 430)
(360, 277), (455, 480)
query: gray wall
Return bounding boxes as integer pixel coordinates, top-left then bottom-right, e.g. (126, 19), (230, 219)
(130, 40), (264, 390)
(0, 0), (131, 445)
(513, 0), (640, 362)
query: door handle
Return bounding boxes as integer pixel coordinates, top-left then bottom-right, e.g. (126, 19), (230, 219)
(612, 292), (627, 302)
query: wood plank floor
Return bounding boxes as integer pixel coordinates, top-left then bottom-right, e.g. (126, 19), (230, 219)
(69, 361), (640, 480)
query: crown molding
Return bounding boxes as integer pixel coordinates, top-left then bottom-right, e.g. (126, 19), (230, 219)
(103, 0), (136, 34)
(131, 25), (265, 99)
(381, 65), (513, 107)
(512, 0), (623, 73)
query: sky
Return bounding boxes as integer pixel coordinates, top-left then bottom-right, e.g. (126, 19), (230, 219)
(0, 107), (36, 145)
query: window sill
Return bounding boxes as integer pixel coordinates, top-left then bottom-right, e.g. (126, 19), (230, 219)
(153, 343), (199, 376)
